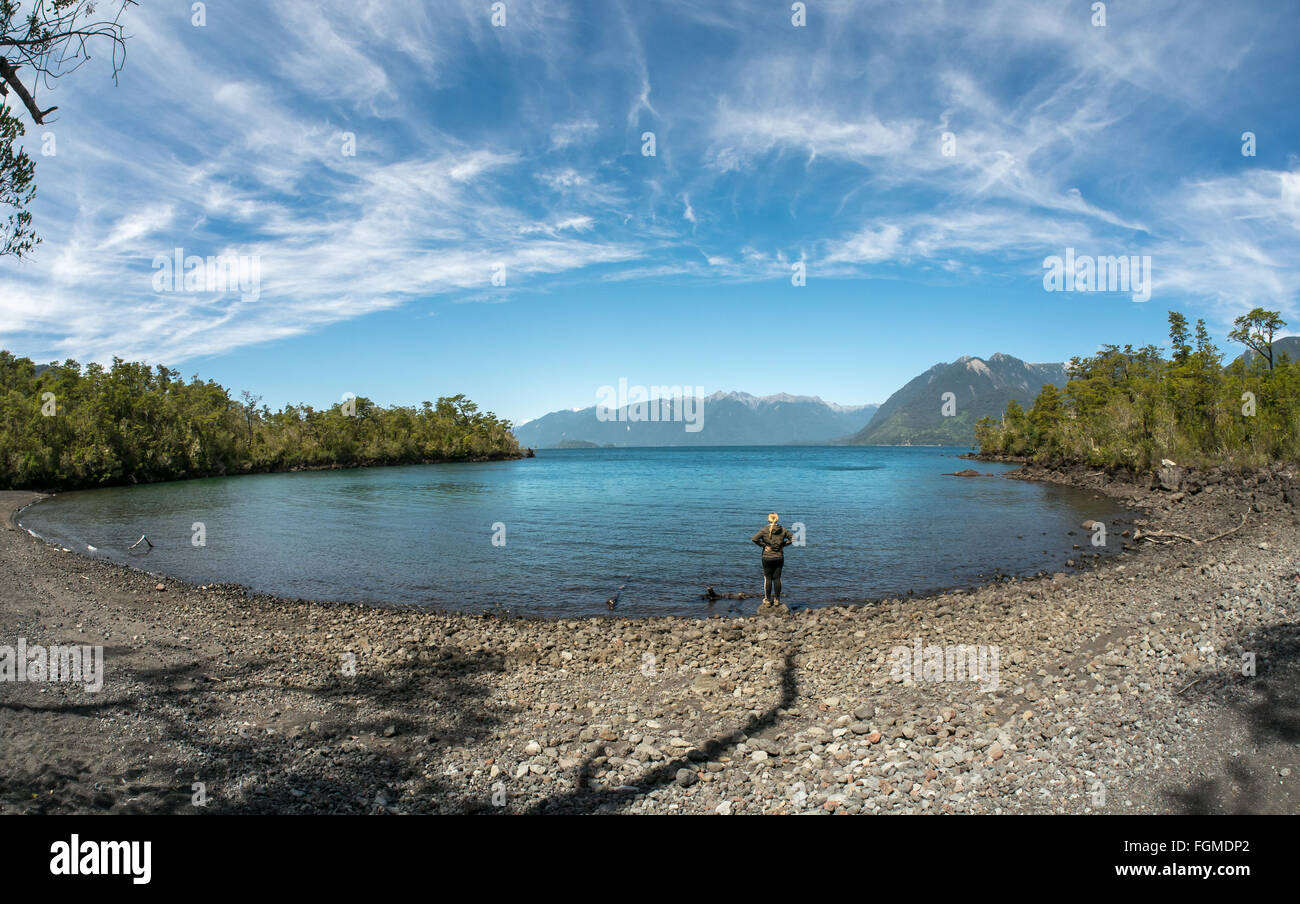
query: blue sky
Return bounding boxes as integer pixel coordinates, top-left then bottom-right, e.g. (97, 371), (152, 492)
(1, 0), (1298, 424)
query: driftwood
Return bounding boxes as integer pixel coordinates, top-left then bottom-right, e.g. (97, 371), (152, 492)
(1176, 671), (1249, 697)
(1134, 511), (1248, 546)
(126, 534), (153, 550)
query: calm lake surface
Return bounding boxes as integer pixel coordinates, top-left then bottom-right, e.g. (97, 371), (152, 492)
(20, 446), (1133, 617)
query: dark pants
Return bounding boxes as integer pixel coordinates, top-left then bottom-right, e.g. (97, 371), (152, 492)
(762, 557), (783, 600)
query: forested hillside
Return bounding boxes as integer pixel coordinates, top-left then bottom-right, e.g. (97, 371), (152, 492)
(0, 352), (523, 490)
(975, 310), (1300, 469)
(847, 353), (1066, 445)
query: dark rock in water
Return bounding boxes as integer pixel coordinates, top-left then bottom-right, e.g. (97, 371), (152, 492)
(945, 468), (983, 477)
(703, 586), (752, 601)
(606, 582), (626, 609)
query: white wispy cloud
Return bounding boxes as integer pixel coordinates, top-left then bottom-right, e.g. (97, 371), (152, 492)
(1, 0), (1296, 365)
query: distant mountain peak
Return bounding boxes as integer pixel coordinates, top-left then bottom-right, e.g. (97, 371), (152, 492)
(1234, 334), (1300, 366)
(846, 351), (1068, 446)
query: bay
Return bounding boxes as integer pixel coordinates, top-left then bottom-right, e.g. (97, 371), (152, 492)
(19, 446), (1133, 617)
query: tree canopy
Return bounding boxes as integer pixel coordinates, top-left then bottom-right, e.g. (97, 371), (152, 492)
(0, 350), (525, 490)
(1, 0), (134, 256)
(975, 311), (1298, 469)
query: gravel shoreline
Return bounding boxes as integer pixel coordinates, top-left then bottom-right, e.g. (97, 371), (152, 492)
(1, 464), (1297, 814)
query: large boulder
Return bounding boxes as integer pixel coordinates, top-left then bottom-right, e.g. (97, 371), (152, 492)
(1156, 465), (1185, 491)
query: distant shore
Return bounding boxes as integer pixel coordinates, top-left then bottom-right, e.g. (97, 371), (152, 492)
(7, 447), (535, 495)
(2, 461), (1296, 814)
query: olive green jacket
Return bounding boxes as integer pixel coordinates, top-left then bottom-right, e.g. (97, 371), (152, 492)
(751, 524), (794, 559)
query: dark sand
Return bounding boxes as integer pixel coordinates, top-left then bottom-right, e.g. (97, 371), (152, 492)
(1, 464), (1296, 814)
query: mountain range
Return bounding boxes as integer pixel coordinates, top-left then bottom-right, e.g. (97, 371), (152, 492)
(512, 391), (878, 448)
(504, 337), (1300, 450)
(846, 353), (1069, 446)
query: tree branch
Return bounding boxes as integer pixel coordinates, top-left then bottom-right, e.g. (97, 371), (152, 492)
(0, 58), (56, 122)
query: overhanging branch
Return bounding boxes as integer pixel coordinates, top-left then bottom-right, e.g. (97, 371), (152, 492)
(0, 58), (57, 123)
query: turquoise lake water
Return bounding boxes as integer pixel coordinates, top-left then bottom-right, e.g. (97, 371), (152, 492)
(19, 446), (1133, 617)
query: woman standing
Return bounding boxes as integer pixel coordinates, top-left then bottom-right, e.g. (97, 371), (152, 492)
(751, 512), (793, 612)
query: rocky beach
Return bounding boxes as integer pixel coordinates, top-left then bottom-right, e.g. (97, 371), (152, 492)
(1, 464), (1296, 815)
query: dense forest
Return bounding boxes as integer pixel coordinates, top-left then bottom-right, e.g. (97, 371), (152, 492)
(0, 351), (526, 491)
(975, 309), (1300, 469)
